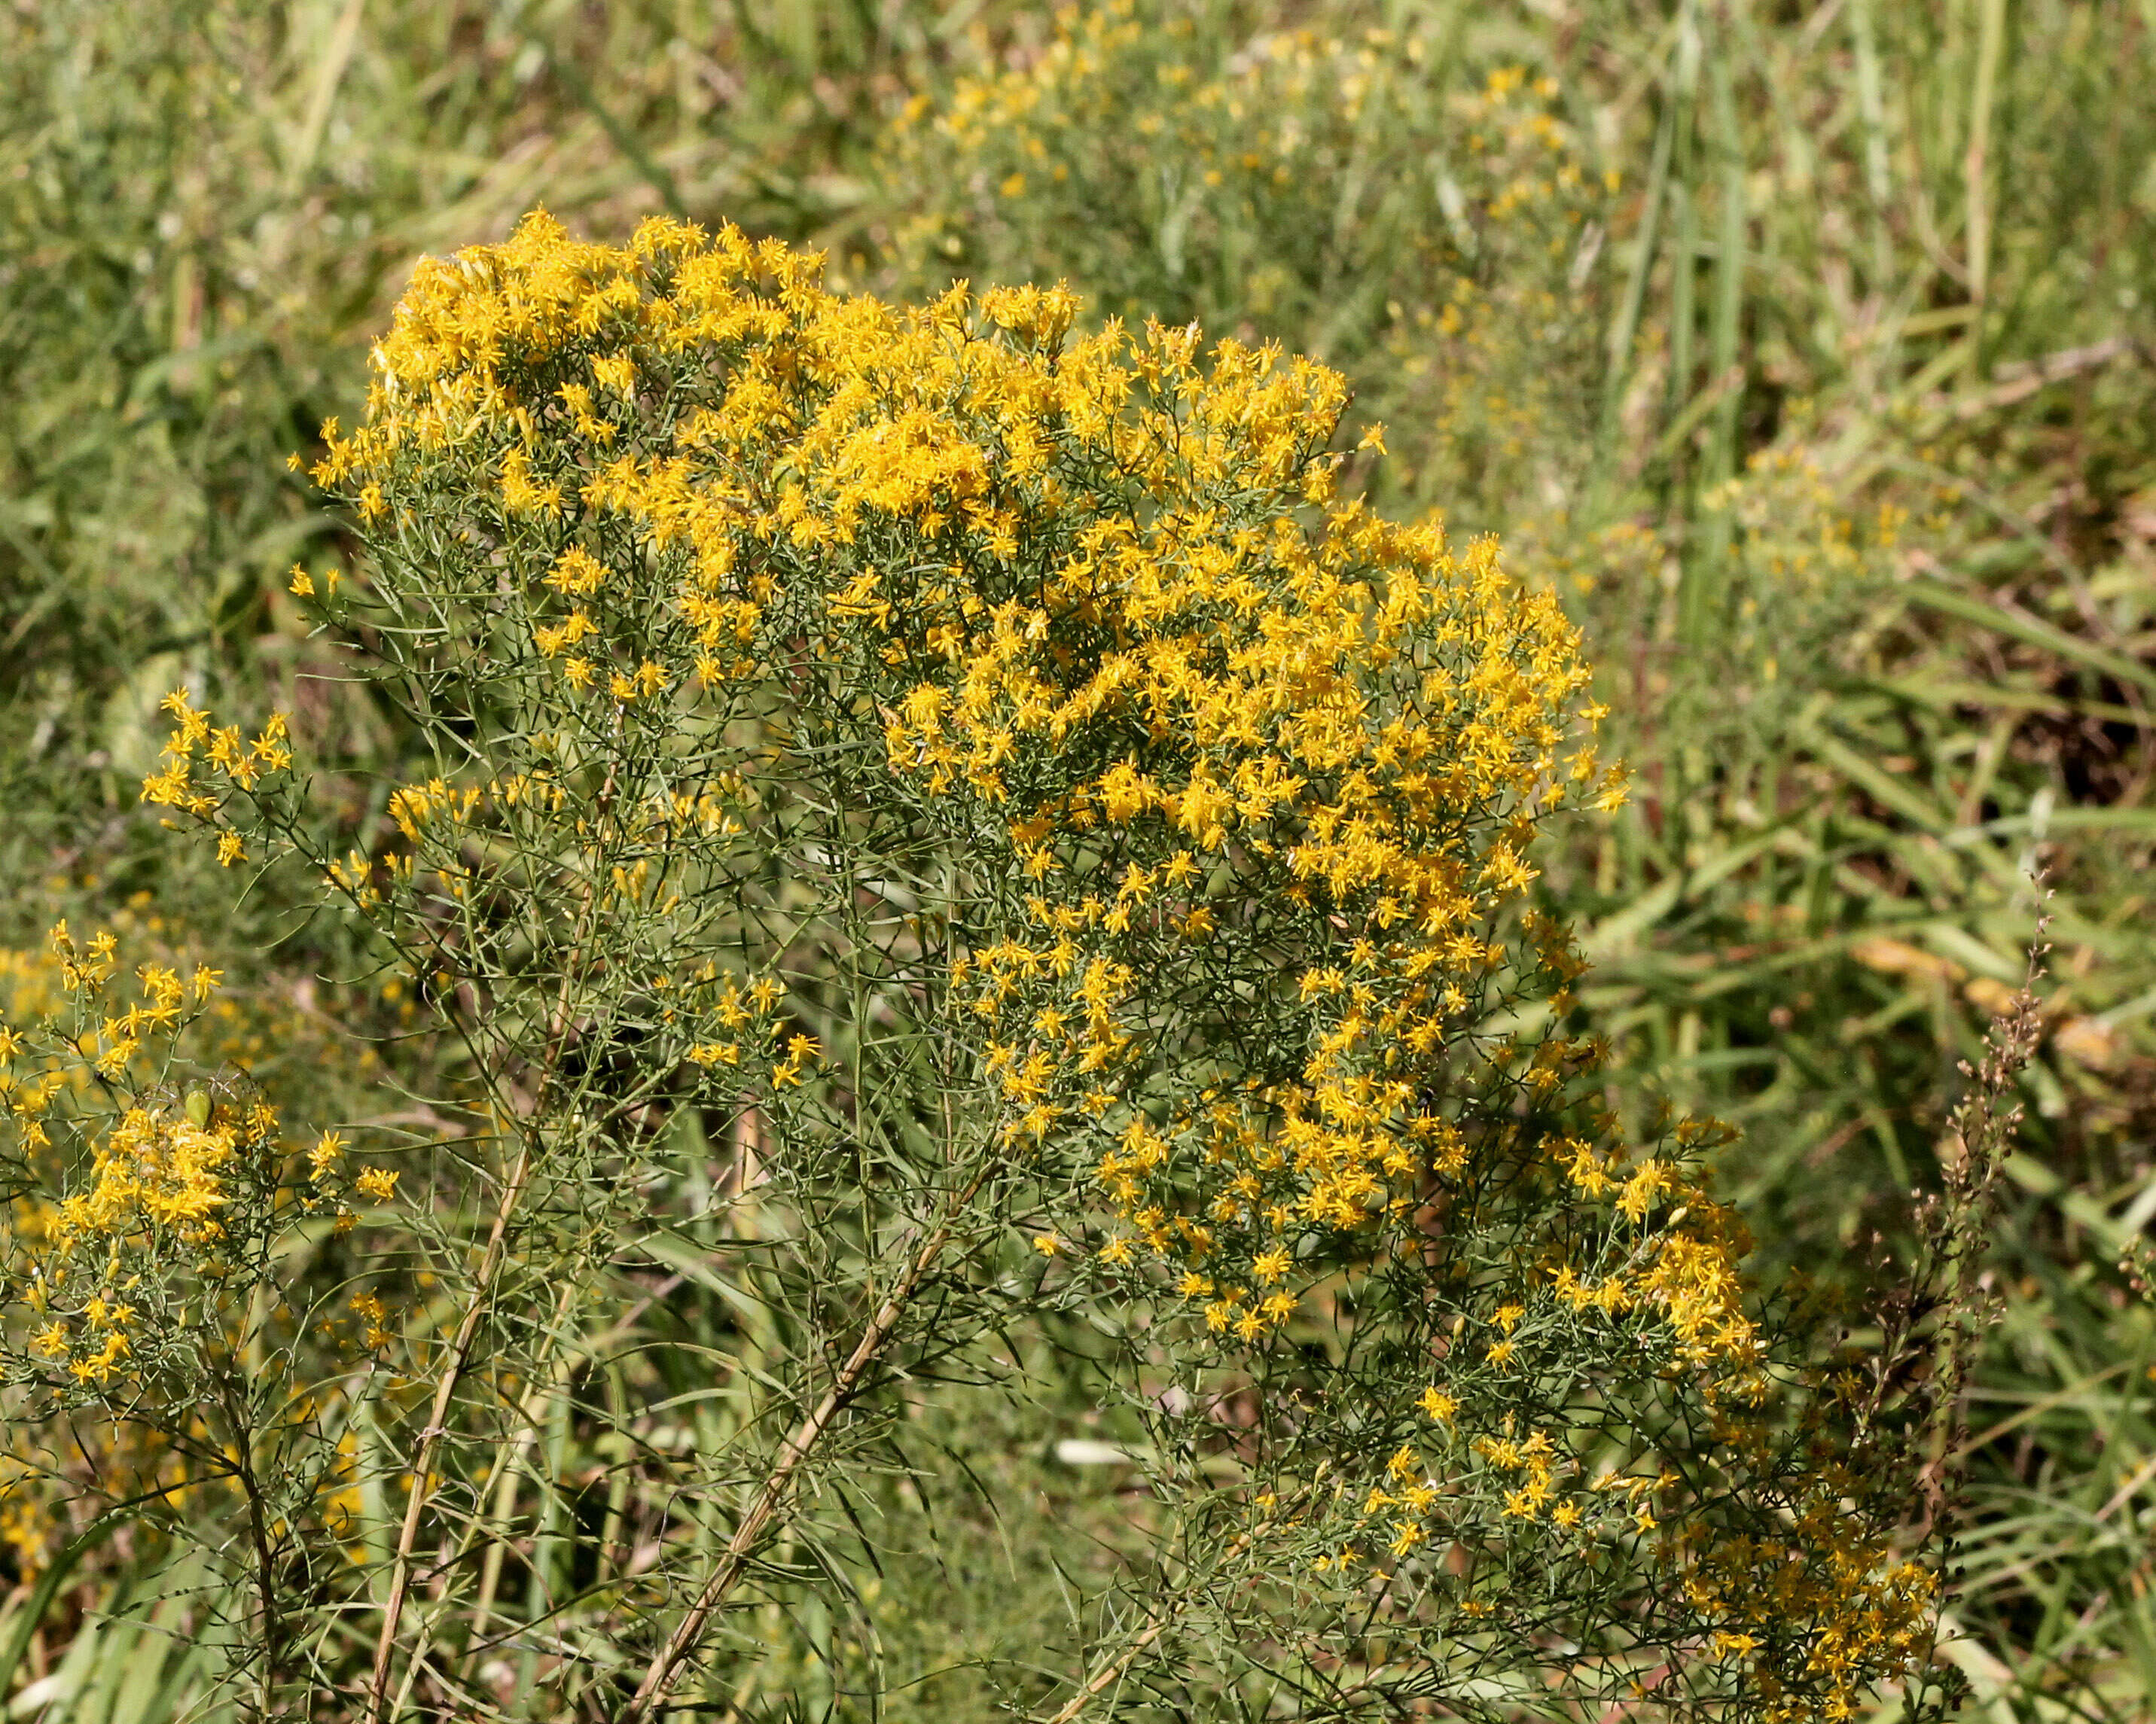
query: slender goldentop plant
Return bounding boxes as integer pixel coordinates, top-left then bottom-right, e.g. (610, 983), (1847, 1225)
(27, 208), (1968, 1719)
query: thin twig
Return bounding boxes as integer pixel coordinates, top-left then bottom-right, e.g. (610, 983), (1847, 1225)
(621, 1174), (983, 1721)
(365, 1133), (535, 1718)
(1037, 1610), (1170, 1724)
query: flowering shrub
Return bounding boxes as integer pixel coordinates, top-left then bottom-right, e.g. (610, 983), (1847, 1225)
(107, 210), (1961, 1718)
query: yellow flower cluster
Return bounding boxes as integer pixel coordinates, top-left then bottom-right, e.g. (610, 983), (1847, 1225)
(258, 210), (1761, 1366)
(289, 197), (1736, 1362)
(2, 929), (239, 1388)
(50, 1101), (255, 1250)
(147, 674), (811, 1107)
(139, 689), (291, 836)
(685, 974), (816, 1086)
(2, 924), (382, 1401)
(1667, 1491), (1941, 1721)
(3, 925), (216, 1139)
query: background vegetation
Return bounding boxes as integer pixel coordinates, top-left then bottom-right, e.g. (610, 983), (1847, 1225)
(0, 0), (2150, 1717)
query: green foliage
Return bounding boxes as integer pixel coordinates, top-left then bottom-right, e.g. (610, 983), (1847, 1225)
(2, 0), (2153, 1719)
(95, 206), (1956, 1717)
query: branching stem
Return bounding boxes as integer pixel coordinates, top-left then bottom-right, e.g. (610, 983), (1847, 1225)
(364, 1132), (534, 1719)
(621, 1171), (983, 1722)
(1039, 1610), (1170, 1724)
